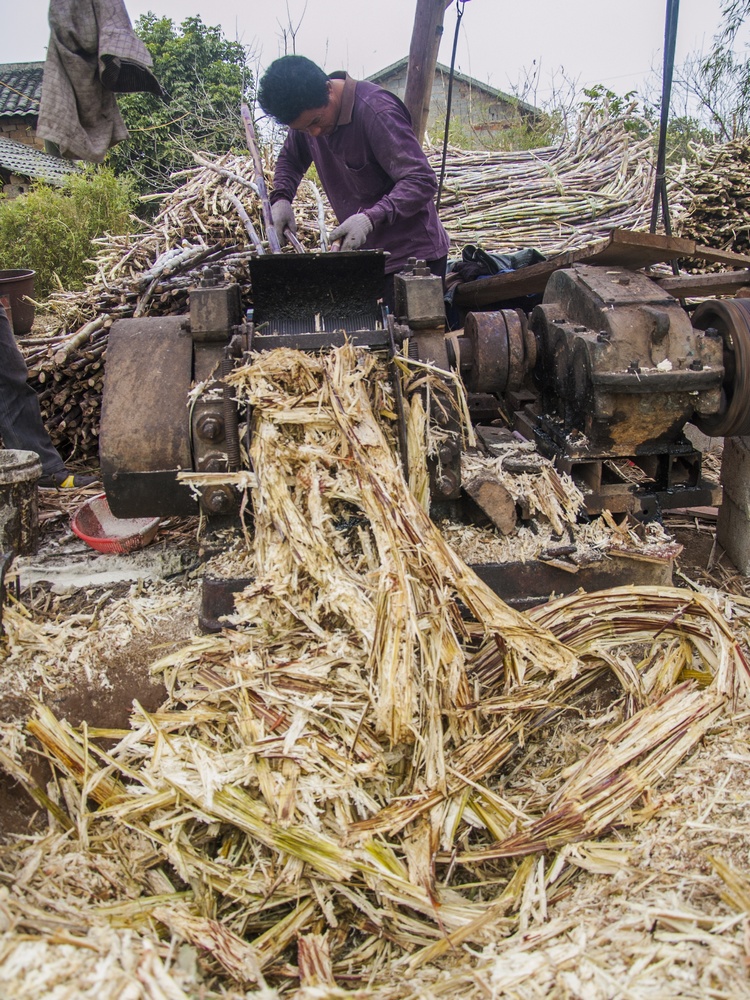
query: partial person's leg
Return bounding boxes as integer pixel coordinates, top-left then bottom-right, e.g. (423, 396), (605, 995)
(0, 303), (67, 476)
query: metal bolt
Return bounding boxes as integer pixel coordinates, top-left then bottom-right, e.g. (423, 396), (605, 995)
(196, 414), (224, 441)
(436, 472), (459, 496)
(596, 331), (610, 343)
(627, 360), (640, 373)
(202, 486), (234, 514)
(689, 359), (704, 370)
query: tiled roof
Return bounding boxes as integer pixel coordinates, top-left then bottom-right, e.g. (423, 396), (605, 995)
(0, 62), (44, 118)
(0, 136), (80, 186)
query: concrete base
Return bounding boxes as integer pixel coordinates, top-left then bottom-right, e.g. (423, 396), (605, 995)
(717, 494), (750, 575)
(717, 436), (750, 574)
(13, 535), (196, 594)
(719, 436), (750, 517)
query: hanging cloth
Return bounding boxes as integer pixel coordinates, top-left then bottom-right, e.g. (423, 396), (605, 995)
(37, 0), (163, 163)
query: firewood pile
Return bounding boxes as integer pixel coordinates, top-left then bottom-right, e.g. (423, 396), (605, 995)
(2, 344), (750, 997)
(670, 138), (750, 258)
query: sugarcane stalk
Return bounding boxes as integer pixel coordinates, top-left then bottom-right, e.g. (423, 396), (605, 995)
(241, 103), (281, 253)
(222, 191), (265, 254)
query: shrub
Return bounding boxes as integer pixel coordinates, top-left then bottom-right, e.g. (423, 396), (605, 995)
(0, 167), (137, 298)
(108, 15), (252, 197)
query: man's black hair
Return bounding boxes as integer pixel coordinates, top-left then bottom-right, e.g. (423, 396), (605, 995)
(258, 56), (330, 125)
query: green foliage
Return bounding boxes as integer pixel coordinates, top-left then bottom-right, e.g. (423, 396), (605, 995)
(663, 116), (718, 162)
(108, 14), (252, 197)
(0, 168), (137, 297)
(660, 6), (750, 145)
(716, 0), (750, 47)
(580, 86), (652, 140)
(695, 48), (750, 140)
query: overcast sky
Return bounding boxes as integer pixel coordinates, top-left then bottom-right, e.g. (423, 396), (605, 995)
(2, 1), (746, 105)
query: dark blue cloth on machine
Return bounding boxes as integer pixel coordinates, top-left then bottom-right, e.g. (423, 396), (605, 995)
(443, 244), (546, 328)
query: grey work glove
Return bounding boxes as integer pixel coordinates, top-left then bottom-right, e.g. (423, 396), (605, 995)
(330, 212), (373, 251)
(271, 199), (297, 247)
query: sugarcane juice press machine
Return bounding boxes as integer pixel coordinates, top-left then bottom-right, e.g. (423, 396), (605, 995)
(100, 252), (750, 622)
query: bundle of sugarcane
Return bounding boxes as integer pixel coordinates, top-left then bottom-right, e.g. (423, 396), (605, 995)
(22, 151), (333, 461)
(5, 343), (749, 996)
(427, 112), (657, 255)
(669, 139), (750, 259)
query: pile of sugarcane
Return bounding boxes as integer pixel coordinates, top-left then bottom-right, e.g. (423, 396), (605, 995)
(670, 138), (750, 256)
(426, 112), (657, 254)
(40, 151), (331, 337)
(2, 343), (749, 997)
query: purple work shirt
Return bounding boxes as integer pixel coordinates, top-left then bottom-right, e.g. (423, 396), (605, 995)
(270, 73), (450, 274)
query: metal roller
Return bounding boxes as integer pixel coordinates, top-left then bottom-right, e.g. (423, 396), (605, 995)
(100, 316), (198, 517)
(504, 308), (526, 392)
(464, 311), (509, 394)
(692, 297), (750, 438)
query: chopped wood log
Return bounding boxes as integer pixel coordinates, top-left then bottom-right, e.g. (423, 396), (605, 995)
(464, 477), (518, 534)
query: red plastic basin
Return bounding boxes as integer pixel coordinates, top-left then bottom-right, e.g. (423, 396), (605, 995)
(71, 493), (160, 554)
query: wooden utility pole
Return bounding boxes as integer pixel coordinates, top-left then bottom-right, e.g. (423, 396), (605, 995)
(404, 0), (454, 144)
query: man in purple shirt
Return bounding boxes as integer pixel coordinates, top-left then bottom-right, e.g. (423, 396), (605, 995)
(257, 55), (449, 310)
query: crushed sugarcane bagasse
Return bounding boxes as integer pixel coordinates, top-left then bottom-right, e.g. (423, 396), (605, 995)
(1, 344), (749, 999)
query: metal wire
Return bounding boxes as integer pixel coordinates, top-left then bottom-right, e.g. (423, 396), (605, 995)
(436, 0), (469, 211)
(650, 0), (680, 278)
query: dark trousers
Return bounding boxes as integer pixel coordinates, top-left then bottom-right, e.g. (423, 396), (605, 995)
(0, 303), (66, 476)
(382, 255), (448, 316)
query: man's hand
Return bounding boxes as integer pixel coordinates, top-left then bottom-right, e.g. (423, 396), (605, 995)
(330, 213), (373, 251)
(271, 199), (296, 247)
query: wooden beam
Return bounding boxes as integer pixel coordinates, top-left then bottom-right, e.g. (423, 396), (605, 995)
(404, 0), (452, 144)
(588, 228), (694, 266)
(453, 229), (750, 308)
(692, 245), (750, 267)
(654, 270), (750, 297)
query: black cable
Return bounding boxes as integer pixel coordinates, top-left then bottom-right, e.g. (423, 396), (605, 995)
(650, 0), (680, 277)
(436, 0), (468, 211)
